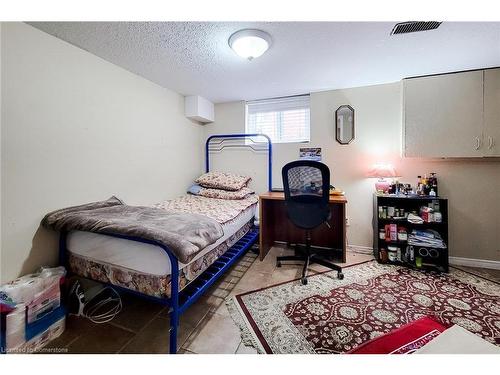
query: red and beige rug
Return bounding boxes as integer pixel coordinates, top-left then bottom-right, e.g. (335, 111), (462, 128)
(227, 261), (500, 354)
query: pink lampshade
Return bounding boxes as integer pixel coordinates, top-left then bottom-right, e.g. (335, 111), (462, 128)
(367, 163), (400, 178)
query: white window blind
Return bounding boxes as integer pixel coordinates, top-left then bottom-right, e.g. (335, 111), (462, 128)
(246, 95), (310, 143)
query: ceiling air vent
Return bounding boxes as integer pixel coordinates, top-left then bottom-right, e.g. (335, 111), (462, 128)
(390, 21), (442, 35)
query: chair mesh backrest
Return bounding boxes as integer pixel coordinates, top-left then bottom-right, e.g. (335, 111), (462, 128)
(287, 166), (325, 197)
(282, 160), (330, 229)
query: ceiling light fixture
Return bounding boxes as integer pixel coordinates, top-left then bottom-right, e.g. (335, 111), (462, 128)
(228, 29), (272, 60)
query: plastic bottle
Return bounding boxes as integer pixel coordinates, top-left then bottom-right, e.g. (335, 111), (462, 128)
(430, 172), (438, 196)
(422, 174), (430, 195)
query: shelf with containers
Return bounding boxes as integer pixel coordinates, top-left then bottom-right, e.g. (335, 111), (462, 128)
(373, 194), (449, 273)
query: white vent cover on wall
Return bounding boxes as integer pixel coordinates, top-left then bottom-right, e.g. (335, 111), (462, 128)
(185, 95), (215, 124)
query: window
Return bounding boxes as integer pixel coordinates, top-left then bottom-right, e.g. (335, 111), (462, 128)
(246, 95), (310, 143)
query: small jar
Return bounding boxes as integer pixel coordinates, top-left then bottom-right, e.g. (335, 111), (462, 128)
(379, 228), (386, 240)
(381, 207), (387, 219)
(434, 211), (442, 223)
(378, 206), (384, 218)
(433, 201), (440, 212)
(387, 206), (395, 217)
(397, 227), (408, 242)
(387, 247), (398, 262)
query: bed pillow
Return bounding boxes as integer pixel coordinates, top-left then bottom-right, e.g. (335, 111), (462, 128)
(195, 171), (251, 191)
(197, 187), (254, 200)
(187, 184), (203, 195)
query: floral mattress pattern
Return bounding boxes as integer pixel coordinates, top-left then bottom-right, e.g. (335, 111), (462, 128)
(155, 194), (258, 224)
(68, 220), (254, 298)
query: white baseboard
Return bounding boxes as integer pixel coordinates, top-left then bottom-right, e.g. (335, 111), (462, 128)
(347, 247), (500, 270)
(347, 245), (373, 255)
(449, 256), (500, 270)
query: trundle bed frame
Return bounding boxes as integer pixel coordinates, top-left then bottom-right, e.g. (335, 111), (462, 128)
(58, 133), (272, 353)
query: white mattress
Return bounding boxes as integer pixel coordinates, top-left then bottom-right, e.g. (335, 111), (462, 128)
(67, 205), (256, 276)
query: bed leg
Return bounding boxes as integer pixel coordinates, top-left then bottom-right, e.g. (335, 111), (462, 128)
(59, 231), (68, 268)
(169, 309), (179, 354)
(169, 256), (180, 354)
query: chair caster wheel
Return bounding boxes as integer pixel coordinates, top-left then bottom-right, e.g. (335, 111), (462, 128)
(301, 277), (308, 285)
(337, 272), (344, 280)
(276, 261), (282, 268)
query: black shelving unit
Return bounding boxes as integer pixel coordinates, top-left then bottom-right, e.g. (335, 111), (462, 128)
(373, 194), (449, 273)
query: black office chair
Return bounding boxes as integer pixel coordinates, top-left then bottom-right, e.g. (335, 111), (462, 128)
(276, 160), (344, 285)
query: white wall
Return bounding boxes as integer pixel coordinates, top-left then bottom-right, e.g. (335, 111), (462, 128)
(204, 83), (500, 262)
(1, 22), (498, 284)
(1, 23), (204, 282)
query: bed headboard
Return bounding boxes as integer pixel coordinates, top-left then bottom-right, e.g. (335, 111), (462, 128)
(205, 133), (273, 192)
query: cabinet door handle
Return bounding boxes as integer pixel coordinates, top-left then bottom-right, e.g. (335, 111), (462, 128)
(488, 136), (494, 150)
(474, 137), (481, 150)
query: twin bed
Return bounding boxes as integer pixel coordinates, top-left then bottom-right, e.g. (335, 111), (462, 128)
(53, 134), (272, 353)
(66, 194), (258, 298)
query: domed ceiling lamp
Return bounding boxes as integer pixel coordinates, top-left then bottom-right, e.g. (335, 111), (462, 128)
(228, 29), (272, 60)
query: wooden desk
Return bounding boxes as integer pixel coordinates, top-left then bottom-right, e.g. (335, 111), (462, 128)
(259, 191), (347, 261)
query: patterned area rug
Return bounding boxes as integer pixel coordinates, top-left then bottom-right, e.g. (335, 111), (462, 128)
(227, 261), (500, 353)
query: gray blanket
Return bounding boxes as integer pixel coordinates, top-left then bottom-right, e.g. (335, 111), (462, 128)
(42, 196), (224, 264)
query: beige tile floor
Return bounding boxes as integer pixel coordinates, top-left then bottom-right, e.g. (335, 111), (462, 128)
(45, 246), (499, 354)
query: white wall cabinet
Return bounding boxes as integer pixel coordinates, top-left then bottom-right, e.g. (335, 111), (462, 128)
(403, 70), (484, 157)
(403, 68), (500, 158)
(483, 69), (500, 157)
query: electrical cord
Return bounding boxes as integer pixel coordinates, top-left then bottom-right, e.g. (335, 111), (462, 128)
(83, 287), (122, 324)
(68, 280), (122, 324)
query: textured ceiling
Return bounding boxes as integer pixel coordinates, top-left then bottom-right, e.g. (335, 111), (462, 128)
(29, 22), (500, 103)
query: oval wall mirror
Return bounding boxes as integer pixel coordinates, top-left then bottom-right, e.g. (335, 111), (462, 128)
(335, 105), (355, 145)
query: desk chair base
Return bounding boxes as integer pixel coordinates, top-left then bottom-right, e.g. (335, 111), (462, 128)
(276, 233), (344, 285)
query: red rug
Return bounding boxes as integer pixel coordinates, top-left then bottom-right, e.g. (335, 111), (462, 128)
(229, 261), (500, 354)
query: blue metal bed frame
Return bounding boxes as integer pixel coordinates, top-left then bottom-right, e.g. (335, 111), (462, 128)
(57, 133), (272, 354)
(206, 133), (272, 192)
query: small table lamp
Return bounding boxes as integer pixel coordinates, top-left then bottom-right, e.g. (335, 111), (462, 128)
(368, 163), (400, 193)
